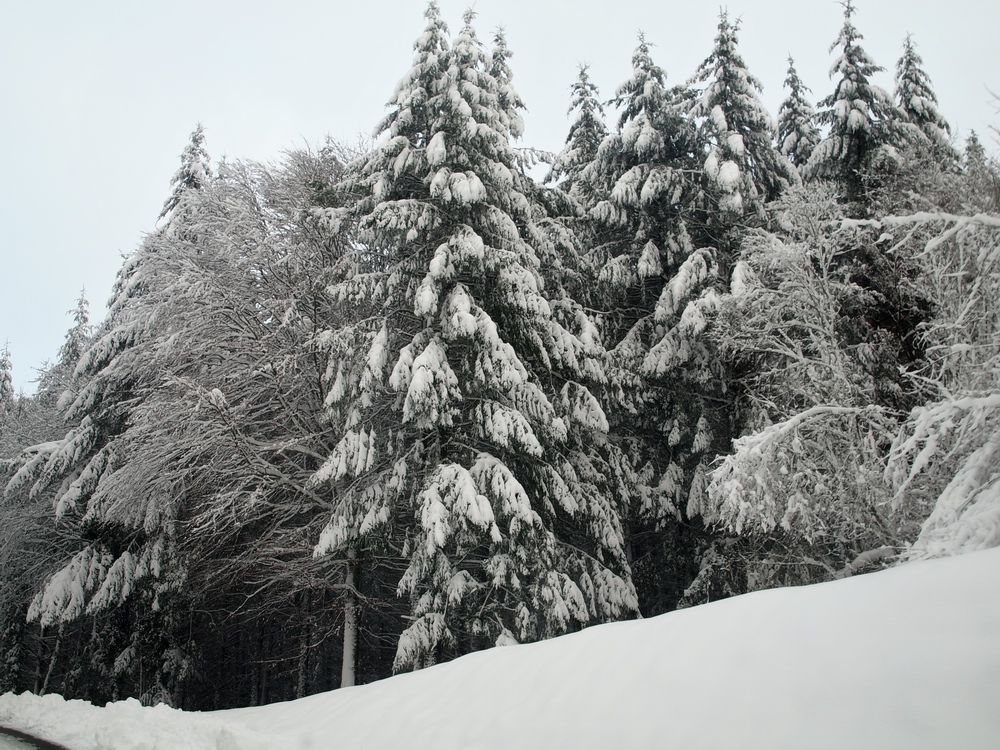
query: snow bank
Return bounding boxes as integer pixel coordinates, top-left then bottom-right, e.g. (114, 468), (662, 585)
(0, 695), (275, 750)
(4, 548), (999, 749)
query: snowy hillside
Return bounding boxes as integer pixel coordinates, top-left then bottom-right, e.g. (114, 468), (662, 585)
(2, 547), (999, 750)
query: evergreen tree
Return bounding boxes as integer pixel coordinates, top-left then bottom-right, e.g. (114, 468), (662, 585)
(963, 131), (1000, 212)
(488, 27), (526, 143)
(579, 34), (717, 614)
(690, 11), (797, 217)
(313, 5), (635, 672)
(777, 56), (821, 167)
(55, 291), (92, 371)
(894, 35), (952, 154)
(159, 124), (211, 224)
(0, 344), (13, 421)
(547, 65), (608, 201)
(805, 1), (898, 201)
(3, 130), (217, 705)
(965, 131), (987, 174)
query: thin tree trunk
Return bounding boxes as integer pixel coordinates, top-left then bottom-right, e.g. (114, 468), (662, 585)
(340, 548), (357, 688)
(296, 590), (312, 699)
(33, 626), (44, 694)
(258, 627), (269, 705)
(249, 625), (260, 707)
(39, 625), (62, 696)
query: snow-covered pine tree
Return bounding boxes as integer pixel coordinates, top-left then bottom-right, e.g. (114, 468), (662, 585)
(584, 33), (708, 338)
(547, 65), (608, 203)
(56, 291), (93, 370)
(21, 293), (96, 425)
(963, 131), (1000, 211)
(487, 27), (525, 144)
(2, 129), (217, 704)
(965, 131), (987, 175)
(777, 56), (821, 168)
(851, 33), (961, 218)
(690, 12), (797, 219)
(159, 123), (211, 224)
(574, 34), (720, 613)
(534, 64), (611, 314)
(894, 35), (953, 155)
(0, 344), (12, 421)
(797, 4), (931, 397)
(313, 4), (635, 673)
(805, 1), (898, 202)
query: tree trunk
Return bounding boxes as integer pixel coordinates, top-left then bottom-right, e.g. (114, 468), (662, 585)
(340, 548), (358, 688)
(248, 626), (260, 706)
(259, 628), (269, 705)
(39, 625), (62, 696)
(296, 590), (312, 699)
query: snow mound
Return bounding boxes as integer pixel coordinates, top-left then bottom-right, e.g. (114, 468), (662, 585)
(4, 548), (1000, 749)
(0, 695), (276, 750)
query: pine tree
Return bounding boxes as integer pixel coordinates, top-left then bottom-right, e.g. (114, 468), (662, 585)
(577, 35), (718, 614)
(3, 130), (217, 704)
(313, 4), (635, 673)
(56, 291), (92, 370)
(966, 131), (987, 175)
(894, 35), (952, 154)
(961, 131), (1000, 212)
(777, 56), (821, 167)
(488, 27), (525, 142)
(805, 1), (898, 201)
(690, 11), (797, 216)
(27, 291), (96, 412)
(547, 65), (608, 200)
(159, 123), (212, 224)
(0, 343), (13, 421)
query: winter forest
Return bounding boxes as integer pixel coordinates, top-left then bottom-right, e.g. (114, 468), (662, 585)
(1, 1), (999, 710)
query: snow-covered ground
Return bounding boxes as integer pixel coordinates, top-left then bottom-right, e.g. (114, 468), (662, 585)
(2, 547), (998, 749)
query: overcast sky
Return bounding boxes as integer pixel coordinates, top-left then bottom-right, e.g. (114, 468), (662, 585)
(1, 0), (997, 393)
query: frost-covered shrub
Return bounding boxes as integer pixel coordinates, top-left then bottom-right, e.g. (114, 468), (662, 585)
(693, 188), (914, 591)
(879, 213), (1000, 560)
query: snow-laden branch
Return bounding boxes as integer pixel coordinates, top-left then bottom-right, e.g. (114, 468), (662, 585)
(841, 211), (1000, 231)
(703, 404), (894, 545)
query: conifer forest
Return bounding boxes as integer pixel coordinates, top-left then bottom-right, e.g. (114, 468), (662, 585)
(2, 1), (999, 711)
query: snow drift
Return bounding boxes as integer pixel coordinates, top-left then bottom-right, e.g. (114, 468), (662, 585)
(2, 547), (999, 749)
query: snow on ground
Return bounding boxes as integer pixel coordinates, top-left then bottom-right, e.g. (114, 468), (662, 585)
(2, 547), (999, 749)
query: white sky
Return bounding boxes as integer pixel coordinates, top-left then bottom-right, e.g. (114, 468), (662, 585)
(1, 0), (997, 393)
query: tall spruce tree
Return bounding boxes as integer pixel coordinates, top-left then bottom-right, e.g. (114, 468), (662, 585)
(159, 124), (211, 224)
(894, 35), (953, 154)
(3, 128), (216, 705)
(690, 12), (797, 218)
(0, 344), (13, 422)
(56, 291), (92, 371)
(777, 56), (821, 167)
(313, 4), (635, 672)
(487, 27), (526, 143)
(578, 34), (718, 614)
(805, 1), (898, 202)
(963, 131), (1000, 211)
(548, 65), (608, 202)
